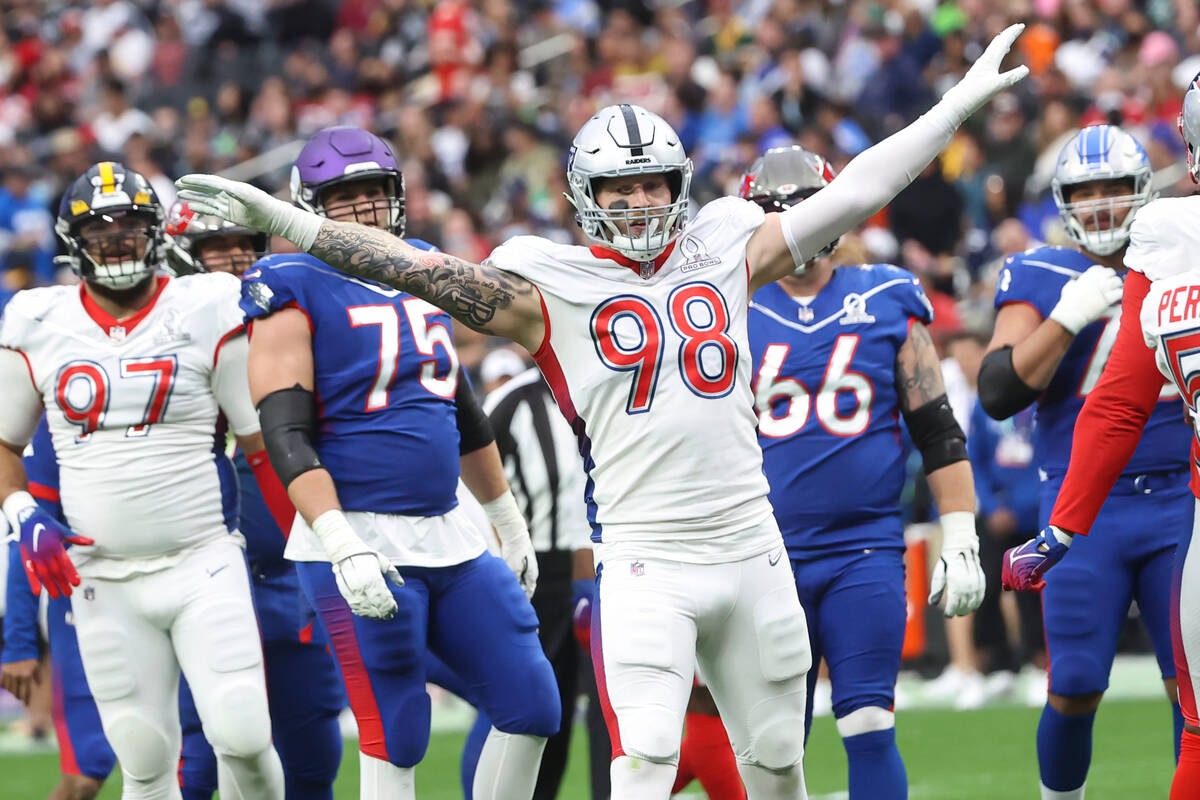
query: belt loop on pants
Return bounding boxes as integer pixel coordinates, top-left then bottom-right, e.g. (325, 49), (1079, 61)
(1122, 468), (1189, 496)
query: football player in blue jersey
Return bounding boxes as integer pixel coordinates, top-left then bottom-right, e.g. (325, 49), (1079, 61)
(744, 145), (985, 800)
(980, 124), (1189, 799)
(162, 206), (346, 800)
(239, 126), (558, 800)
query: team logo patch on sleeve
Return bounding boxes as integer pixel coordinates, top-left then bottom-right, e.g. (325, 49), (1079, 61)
(248, 281), (275, 311)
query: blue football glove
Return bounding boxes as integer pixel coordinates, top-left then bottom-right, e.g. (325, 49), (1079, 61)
(15, 503), (93, 599)
(1001, 526), (1073, 592)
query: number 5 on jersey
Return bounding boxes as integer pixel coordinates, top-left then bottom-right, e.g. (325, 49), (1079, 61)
(591, 282), (737, 414)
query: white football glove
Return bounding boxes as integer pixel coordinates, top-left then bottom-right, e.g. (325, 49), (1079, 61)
(311, 510), (403, 620)
(1049, 265), (1124, 335)
(483, 491), (539, 599)
(929, 512), (986, 617)
(174, 174), (324, 250)
(933, 24), (1030, 133)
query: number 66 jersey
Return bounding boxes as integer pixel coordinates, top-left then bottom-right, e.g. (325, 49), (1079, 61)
(0, 273), (258, 578)
(485, 197), (779, 563)
(748, 263), (933, 558)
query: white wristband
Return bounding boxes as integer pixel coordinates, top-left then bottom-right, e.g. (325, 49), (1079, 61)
(481, 490), (528, 545)
(3, 490), (37, 532)
(939, 511), (977, 550)
(277, 206), (325, 252)
(310, 509), (369, 564)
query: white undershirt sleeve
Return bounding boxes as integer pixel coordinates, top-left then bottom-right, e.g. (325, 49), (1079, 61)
(0, 348), (43, 447)
(778, 105), (960, 265)
(210, 334), (260, 437)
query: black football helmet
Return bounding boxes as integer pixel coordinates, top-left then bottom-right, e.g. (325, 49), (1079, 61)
(163, 200), (268, 276)
(55, 162), (164, 289)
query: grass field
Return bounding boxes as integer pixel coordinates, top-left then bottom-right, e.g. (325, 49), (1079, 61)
(0, 698), (1176, 799)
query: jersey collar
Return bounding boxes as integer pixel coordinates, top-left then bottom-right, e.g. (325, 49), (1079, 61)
(80, 275), (170, 340)
(589, 241), (677, 279)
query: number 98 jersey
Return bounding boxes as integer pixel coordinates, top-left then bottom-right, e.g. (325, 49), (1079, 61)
(485, 197), (779, 563)
(0, 273), (252, 576)
(748, 264), (932, 558)
(994, 245), (1187, 480)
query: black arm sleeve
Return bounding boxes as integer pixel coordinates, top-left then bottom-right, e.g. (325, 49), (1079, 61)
(257, 385), (324, 488)
(455, 369), (495, 454)
(901, 393), (968, 476)
(977, 346), (1042, 420)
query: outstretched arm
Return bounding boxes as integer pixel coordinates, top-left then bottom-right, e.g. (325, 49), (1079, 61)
(306, 223), (545, 352)
(746, 24), (1029, 287)
(175, 176), (545, 352)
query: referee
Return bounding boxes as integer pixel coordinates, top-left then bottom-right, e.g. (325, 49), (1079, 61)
(483, 361), (611, 800)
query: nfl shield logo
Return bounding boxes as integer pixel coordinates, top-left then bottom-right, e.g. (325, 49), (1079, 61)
(83, 586), (95, 601)
(630, 561), (645, 577)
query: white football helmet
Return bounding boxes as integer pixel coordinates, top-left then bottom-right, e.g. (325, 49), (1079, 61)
(566, 104), (692, 262)
(1180, 72), (1200, 184)
(1051, 124), (1154, 256)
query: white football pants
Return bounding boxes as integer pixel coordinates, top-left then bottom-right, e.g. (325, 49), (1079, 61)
(595, 540), (811, 799)
(70, 538), (283, 800)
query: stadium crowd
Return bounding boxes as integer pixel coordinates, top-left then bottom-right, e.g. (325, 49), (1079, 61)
(0, 0), (1193, 723)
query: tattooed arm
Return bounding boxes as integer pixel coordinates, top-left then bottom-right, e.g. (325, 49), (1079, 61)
(173, 173), (545, 350)
(896, 321), (975, 514)
(309, 221), (545, 352)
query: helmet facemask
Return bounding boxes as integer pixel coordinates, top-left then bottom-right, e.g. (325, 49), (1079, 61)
(1053, 177), (1151, 256)
(294, 171), (406, 236)
(568, 164), (692, 263)
(60, 210), (162, 290)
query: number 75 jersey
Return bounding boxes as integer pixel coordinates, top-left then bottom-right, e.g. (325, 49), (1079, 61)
(994, 245), (1186, 480)
(0, 273), (251, 573)
(748, 264), (932, 557)
(485, 197), (780, 563)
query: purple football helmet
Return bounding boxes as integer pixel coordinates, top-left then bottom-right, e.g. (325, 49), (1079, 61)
(290, 126), (405, 235)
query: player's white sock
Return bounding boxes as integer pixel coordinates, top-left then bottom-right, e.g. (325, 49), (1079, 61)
(739, 762), (809, 800)
(1040, 782), (1085, 800)
(609, 754), (678, 799)
(472, 729), (548, 800)
(359, 753), (415, 800)
(216, 747), (285, 800)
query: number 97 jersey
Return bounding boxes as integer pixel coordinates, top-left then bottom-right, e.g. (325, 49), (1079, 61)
(748, 264), (933, 558)
(0, 273), (252, 574)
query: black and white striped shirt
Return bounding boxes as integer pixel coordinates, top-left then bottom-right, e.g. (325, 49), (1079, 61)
(483, 367), (590, 554)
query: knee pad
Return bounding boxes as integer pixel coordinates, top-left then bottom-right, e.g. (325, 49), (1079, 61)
(616, 709), (683, 764)
(104, 712), (173, 782)
(753, 589), (812, 683)
(202, 680), (274, 758)
(75, 623), (137, 702)
(836, 706), (895, 738)
(488, 655), (561, 738)
(746, 704), (806, 772)
(1048, 653), (1107, 697)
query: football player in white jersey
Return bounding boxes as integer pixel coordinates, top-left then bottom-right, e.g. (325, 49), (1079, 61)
(0, 163), (285, 800)
(176, 26), (1028, 799)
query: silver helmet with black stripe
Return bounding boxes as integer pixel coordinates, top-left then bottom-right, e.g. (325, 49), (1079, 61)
(565, 104), (693, 262)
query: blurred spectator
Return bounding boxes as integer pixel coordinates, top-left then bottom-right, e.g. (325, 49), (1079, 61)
(0, 163), (55, 288)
